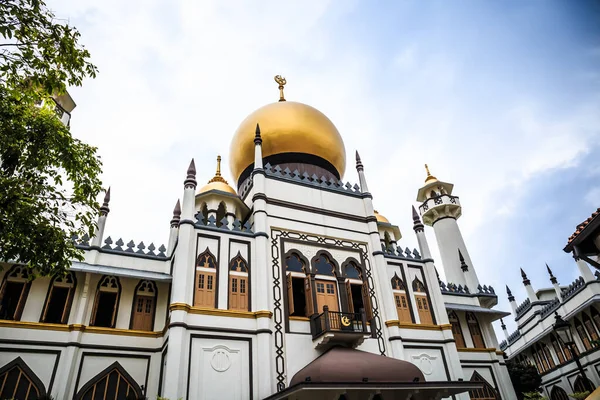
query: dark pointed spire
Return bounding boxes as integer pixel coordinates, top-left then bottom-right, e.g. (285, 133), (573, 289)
(170, 199), (181, 227)
(546, 263), (558, 284)
(500, 318), (506, 330)
(459, 249), (468, 272)
(355, 150), (364, 171)
(521, 268), (531, 286)
(184, 158), (197, 189)
(254, 123), (262, 145)
(506, 285), (515, 302)
(412, 205), (424, 232)
(100, 187), (111, 216)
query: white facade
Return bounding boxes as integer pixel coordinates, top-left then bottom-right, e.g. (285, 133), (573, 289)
(0, 96), (517, 400)
(501, 209), (600, 399)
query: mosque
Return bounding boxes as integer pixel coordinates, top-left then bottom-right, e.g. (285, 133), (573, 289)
(0, 76), (517, 399)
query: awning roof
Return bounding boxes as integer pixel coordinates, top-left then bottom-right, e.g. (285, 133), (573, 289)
(70, 261), (172, 281)
(445, 303), (510, 321)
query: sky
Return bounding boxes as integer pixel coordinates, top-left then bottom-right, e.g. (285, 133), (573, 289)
(48, 0), (600, 337)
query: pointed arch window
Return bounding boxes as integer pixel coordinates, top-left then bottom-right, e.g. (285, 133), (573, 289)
(448, 311), (466, 348)
(0, 265), (32, 321)
(90, 275), (121, 328)
(74, 361), (142, 400)
(531, 347), (543, 373)
(229, 253), (249, 311)
(391, 274), (412, 323)
(195, 248), (217, 308)
(468, 371), (498, 399)
(550, 334), (566, 364)
(575, 318), (592, 351)
(582, 312), (599, 342)
(466, 312), (485, 349)
(412, 277), (433, 324)
(342, 260), (372, 320)
(591, 307), (600, 333)
(0, 357), (46, 400)
(41, 272), (76, 324)
(550, 386), (569, 400)
(383, 231), (392, 251)
(541, 342), (556, 369)
(313, 254), (336, 276)
(574, 376), (594, 393)
(312, 253), (339, 313)
(216, 201), (227, 228)
(285, 252), (313, 317)
(130, 280), (157, 331)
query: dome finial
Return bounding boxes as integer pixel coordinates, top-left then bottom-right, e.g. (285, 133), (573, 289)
(424, 164), (438, 184)
(274, 75), (287, 102)
(208, 155), (228, 185)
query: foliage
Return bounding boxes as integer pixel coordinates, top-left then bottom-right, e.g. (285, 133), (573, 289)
(507, 361), (543, 400)
(524, 391), (547, 400)
(568, 392), (591, 400)
(0, 0), (101, 276)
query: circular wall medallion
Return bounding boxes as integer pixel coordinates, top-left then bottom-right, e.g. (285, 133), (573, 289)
(211, 350), (231, 372)
(419, 357), (433, 375)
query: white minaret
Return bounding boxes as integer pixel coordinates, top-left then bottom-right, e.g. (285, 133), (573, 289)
(416, 165), (480, 291)
(546, 264), (563, 300)
(521, 268), (538, 303)
(91, 187), (110, 247)
(507, 285), (518, 317)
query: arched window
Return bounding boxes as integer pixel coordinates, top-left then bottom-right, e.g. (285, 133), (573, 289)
(312, 253), (339, 313)
(582, 312), (599, 342)
(195, 248), (217, 308)
(468, 371), (498, 399)
(591, 307), (600, 333)
(391, 274), (412, 323)
(130, 280), (157, 331)
(541, 342), (556, 369)
(229, 253), (249, 311)
(448, 311), (466, 348)
(550, 334), (566, 364)
(550, 386), (569, 400)
(201, 203), (209, 223)
(342, 260), (372, 320)
(285, 252), (313, 317)
(412, 277), (433, 324)
(575, 318), (592, 351)
(531, 347), (543, 373)
(466, 312), (485, 349)
(574, 376), (594, 393)
(0, 265), (32, 321)
(383, 231), (391, 251)
(535, 344), (549, 372)
(216, 201), (227, 228)
(0, 357), (46, 400)
(41, 272), (76, 324)
(74, 361), (142, 400)
(90, 275), (121, 328)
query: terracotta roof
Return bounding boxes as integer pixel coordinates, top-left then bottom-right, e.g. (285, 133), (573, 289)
(290, 346), (425, 386)
(565, 207), (600, 248)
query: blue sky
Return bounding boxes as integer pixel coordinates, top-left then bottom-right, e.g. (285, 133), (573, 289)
(50, 0), (600, 336)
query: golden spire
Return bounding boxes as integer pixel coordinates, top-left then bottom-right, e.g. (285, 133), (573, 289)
(208, 155), (229, 184)
(424, 163), (438, 184)
(274, 75), (287, 102)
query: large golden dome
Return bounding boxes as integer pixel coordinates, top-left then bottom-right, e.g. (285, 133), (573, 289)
(229, 100), (346, 186)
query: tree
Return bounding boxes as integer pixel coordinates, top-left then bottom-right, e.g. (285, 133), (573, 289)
(507, 361), (543, 400)
(0, 0), (101, 276)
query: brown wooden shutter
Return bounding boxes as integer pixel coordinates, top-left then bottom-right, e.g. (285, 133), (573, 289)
(362, 282), (373, 320)
(41, 285), (54, 322)
(287, 273), (294, 315)
(345, 281), (354, 313)
(304, 277), (314, 317)
(14, 282), (30, 321)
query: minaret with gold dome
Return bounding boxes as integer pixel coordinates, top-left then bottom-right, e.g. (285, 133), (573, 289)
(416, 165), (480, 292)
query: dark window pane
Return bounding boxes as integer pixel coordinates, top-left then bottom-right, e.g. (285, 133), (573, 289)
(0, 281), (25, 320)
(45, 286), (69, 323)
(93, 292), (117, 327)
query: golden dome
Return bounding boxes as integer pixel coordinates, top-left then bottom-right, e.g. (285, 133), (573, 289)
(198, 156), (237, 195)
(229, 101), (346, 185)
(374, 210), (390, 224)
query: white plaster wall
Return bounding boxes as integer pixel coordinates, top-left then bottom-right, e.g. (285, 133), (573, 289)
(404, 347), (447, 381)
(0, 350), (58, 389)
(74, 354), (148, 393)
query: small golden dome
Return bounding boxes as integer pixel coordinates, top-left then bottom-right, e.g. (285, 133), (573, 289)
(198, 156), (237, 195)
(229, 100), (346, 185)
(424, 164), (438, 184)
(374, 210), (390, 224)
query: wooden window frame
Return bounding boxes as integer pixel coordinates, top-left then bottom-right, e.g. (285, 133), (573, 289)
(89, 275), (121, 328)
(468, 371), (498, 399)
(129, 280), (158, 331)
(228, 253), (250, 311)
(448, 311), (466, 348)
(550, 334), (566, 364)
(466, 312), (486, 349)
(412, 277), (434, 325)
(74, 361), (142, 400)
(40, 272), (77, 324)
(582, 312), (599, 342)
(194, 248), (218, 308)
(0, 265), (33, 321)
(575, 318), (592, 351)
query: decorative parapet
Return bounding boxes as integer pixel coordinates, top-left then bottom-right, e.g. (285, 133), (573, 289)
(515, 298), (531, 318)
(263, 163), (364, 197)
(561, 276), (585, 301)
(499, 340), (507, 350)
(507, 329), (521, 345)
(73, 234), (167, 259)
(193, 211), (254, 234)
(419, 194), (460, 213)
(539, 297), (561, 319)
(477, 284), (496, 295)
(238, 176), (253, 199)
(438, 280), (496, 297)
(382, 245), (422, 260)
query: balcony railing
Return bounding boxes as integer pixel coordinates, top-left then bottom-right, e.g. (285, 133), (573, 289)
(310, 306), (369, 340)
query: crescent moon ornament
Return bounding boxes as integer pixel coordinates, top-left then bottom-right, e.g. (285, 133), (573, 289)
(274, 75), (287, 102)
(341, 316), (351, 327)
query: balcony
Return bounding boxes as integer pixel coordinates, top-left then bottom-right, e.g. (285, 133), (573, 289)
(310, 306), (371, 350)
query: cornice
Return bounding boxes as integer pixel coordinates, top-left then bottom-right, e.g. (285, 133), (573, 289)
(0, 320), (163, 338)
(169, 303), (272, 319)
(384, 320), (452, 331)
